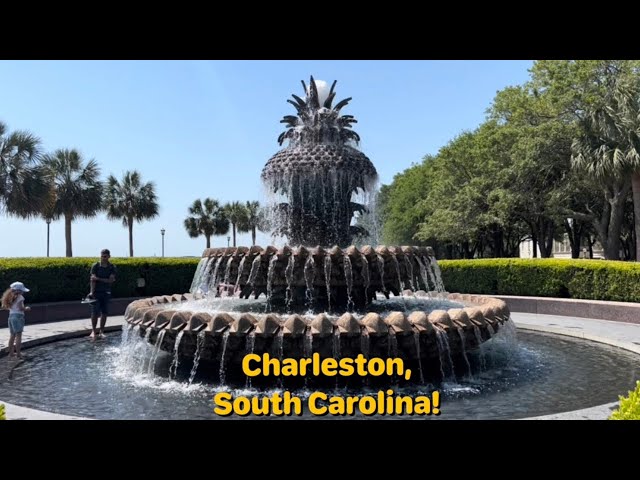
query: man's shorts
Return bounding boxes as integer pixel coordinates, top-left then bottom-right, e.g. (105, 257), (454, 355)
(91, 292), (111, 316)
(8, 313), (25, 334)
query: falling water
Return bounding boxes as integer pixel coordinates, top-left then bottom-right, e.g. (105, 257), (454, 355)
(343, 255), (354, 311)
(413, 331), (425, 384)
(456, 327), (472, 378)
(245, 330), (256, 389)
(138, 328), (153, 373)
(188, 330), (206, 386)
(391, 254), (403, 291)
(285, 255), (295, 310)
(361, 256), (370, 300)
(168, 330), (185, 379)
(219, 330), (231, 385)
(273, 328), (285, 389)
(434, 327), (456, 382)
(472, 325), (487, 371)
(360, 328), (370, 358)
(376, 254), (386, 292)
(388, 330), (398, 357)
(303, 327), (313, 358)
(206, 256), (224, 294)
(222, 256), (234, 296)
(403, 256), (415, 291)
(430, 257), (447, 294)
(323, 255), (332, 310)
(247, 254), (262, 289)
(415, 256), (432, 296)
(304, 256), (315, 308)
(147, 329), (166, 375)
(234, 256), (247, 294)
(487, 323), (496, 338)
(266, 254), (279, 310)
(422, 256), (439, 296)
(189, 257), (209, 294)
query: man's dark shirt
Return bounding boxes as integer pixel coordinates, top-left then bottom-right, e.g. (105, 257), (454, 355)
(91, 262), (116, 294)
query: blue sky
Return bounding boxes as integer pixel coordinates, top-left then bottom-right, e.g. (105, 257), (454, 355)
(0, 60), (533, 258)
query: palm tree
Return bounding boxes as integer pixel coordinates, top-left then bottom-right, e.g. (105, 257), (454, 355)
(572, 78), (640, 260)
(238, 200), (269, 246)
(184, 198), (229, 248)
(42, 149), (103, 257)
(105, 170), (159, 257)
(0, 121), (49, 219)
(224, 201), (248, 247)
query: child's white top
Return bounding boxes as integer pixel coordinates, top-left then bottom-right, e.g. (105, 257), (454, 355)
(9, 294), (25, 314)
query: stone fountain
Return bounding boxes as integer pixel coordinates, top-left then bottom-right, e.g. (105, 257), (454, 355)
(124, 77), (510, 386)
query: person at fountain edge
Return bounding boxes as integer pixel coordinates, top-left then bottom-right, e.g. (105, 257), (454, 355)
(1, 281), (32, 359)
(86, 248), (116, 341)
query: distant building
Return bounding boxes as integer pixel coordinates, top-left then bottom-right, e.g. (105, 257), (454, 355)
(519, 236), (604, 259)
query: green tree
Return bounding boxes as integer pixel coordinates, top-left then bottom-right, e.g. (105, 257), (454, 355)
(381, 156), (436, 245)
(105, 170), (159, 257)
(184, 198), (229, 248)
(42, 149), (103, 257)
(224, 201), (248, 247)
(530, 60), (640, 260)
(0, 121), (49, 219)
(238, 200), (268, 246)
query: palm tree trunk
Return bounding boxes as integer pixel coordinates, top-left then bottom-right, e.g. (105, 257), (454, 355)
(46, 221), (50, 257)
(232, 224), (237, 247)
(632, 170), (640, 261)
(65, 214), (73, 257)
(128, 218), (134, 257)
(206, 235), (211, 248)
(252, 227), (256, 246)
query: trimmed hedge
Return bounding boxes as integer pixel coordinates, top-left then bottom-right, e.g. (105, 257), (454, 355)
(439, 258), (640, 303)
(0, 257), (201, 303)
(2, 257), (640, 304)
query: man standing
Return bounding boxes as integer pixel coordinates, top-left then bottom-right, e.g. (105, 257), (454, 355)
(87, 248), (116, 340)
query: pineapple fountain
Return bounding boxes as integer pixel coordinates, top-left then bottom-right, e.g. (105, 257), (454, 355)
(123, 77), (511, 387)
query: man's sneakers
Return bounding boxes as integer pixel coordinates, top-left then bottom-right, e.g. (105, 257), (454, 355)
(82, 294), (97, 304)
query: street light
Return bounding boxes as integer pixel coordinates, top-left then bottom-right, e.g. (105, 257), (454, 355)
(161, 228), (166, 257)
(227, 236), (230, 247)
(46, 218), (51, 257)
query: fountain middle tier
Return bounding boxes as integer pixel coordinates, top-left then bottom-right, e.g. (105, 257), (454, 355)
(190, 245), (446, 312)
(124, 292), (510, 387)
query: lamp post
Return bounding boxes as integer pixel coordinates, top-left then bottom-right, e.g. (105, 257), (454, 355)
(161, 228), (165, 257)
(46, 218), (51, 257)
(227, 236), (230, 247)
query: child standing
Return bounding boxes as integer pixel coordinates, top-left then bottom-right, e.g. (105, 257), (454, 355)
(1, 281), (31, 359)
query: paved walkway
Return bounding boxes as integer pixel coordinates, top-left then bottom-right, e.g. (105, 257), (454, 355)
(1, 312), (639, 420)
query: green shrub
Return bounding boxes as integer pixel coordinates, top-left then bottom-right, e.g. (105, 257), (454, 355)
(439, 258), (640, 302)
(609, 381), (640, 420)
(0, 257), (201, 303)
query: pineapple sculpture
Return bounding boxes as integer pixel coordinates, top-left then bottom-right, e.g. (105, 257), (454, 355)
(262, 76), (378, 247)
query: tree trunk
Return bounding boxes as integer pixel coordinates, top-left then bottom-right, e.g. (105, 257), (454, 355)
(206, 235), (211, 248)
(128, 217), (134, 257)
(65, 214), (73, 257)
(252, 227), (256, 246)
(47, 221), (50, 257)
(631, 170), (640, 261)
(531, 233), (538, 258)
(232, 224), (237, 247)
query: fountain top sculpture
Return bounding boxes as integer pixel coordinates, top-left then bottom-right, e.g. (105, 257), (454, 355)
(122, 75), (511, 387)
(262, 76), (378, 247)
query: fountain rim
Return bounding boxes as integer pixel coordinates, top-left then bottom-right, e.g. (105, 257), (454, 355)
(123, 292), (510, 338)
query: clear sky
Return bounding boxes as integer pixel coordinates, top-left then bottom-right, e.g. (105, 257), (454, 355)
(0, 60), (533, 258)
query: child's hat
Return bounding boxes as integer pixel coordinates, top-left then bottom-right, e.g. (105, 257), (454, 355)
(10, 281), (30, 293)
